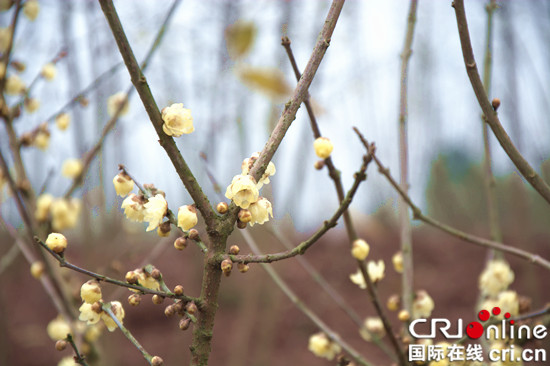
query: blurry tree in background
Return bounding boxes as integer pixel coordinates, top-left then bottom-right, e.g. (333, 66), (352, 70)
(0, 1), (549, 366)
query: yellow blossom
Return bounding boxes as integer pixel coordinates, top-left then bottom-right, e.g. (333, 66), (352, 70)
(135, 269), (160, 290)
(45, 232), (67, 253)
(101, 301), (125, 332)
(30, 261), (44, 279)
(41, 62), (57, 80)
(143, 194), (168, 231)
(61, 158), (83, 179)
(58, 357), (78, 366)
(177, 204), (198, 231)
(78, 303), (101, 325)
(80, 280), (102, 304)
(351, 238), (370, 261)
(313, 137), (333, 159)
(121, 193), (146, 222)
(23, 0), (39, 20)
(53, 113), (70, 131)
(24, 97), (40, 113)
(412, 290), (435, 319)
(47, 316), (72, 341)
(34, 130), (50, 150)
(349, 269), (366, 289)
(392, 251), (404, 273)
(479, 260), (514, 297)
(0, 62), (5, 78)
(161, 103), (194, 137)
(50, 198), (81, 231)
(35, 193), (53, 221)
(360, 317), (385, 341)
(107, 91), (129, 117)
(0, 27), (11, 53)
(247, 197), (273, 226)
(241, 153), (276, 189)
(5, 74), (26, 95)
(367, 260), (385, 282)
(84, 324), (102, 343)
(112, 173), (134, 197)
(308, 332), (341, 361)
(225, 174), (259, 209)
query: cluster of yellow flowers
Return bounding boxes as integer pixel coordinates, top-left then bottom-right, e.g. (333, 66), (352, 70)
(307, 332), (342, 361)
(78, 280), (125, 332)
(115, 172), (198, 236)
(36, 195), (81, 231)
(225, 152), (276, 227)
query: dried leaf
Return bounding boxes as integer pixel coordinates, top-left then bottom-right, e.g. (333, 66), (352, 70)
(225, 20), (257, 60)
(236, 65), (292, 103)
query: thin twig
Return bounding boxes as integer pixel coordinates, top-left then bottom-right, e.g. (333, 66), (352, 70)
(239, 229), (374, 366)
(282, 37), (407, 366)
(353, 127), (550, 271)
(452, 0), (550, 205)
(102, 303), (154, 365)
(66, 334), (89, 366)
(35, 237), (201, 305)
(397, 0), (418, 332)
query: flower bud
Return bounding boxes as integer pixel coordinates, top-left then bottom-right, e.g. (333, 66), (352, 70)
(238, 263), (249, 273)
(313, 137), (334, 159)
(55, 340), (67, 351)
(238, 209), (252, 223)
(179, 317), (191, 331)
(188, 229), (199, 240)
(152, 294), (164, 305)
(128, 294), (141, 306)
(47, 317), (72, 341)
(41, 62), (57, 81)
(398, 309), (410, 322)
(61, 158), (83, 179)
(386, 294), (400, 312)
(174, 237), (187, 250)
(164, 305), (176, 317)
(492, 98), (501, 111)
(229, 245), (240, 255)
(30, 261), (45, 279)
(314, 160), (325, 170)
(157, 221), (171, 237)
(151, 356), (164, 366)
(236, 220), (247, 229)
(173, 285), (184, 296)
(45, 233), (68, 254)
(55, 113), (70, 131)
(151, 268), (162, 280)
(221, 259), (233, 275)
(125, 271), (139, 284)
(351, 239), (370, 260)
(185, 302), (197, 315)
(216, 202), (228, 214)
(80, 280), (102, 304)
(392, 251), (403, 273)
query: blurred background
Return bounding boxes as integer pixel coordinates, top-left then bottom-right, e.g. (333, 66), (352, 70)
(0, 0), (549, 365)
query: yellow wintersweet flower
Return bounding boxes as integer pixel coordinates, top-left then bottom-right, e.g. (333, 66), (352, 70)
(47, 316), (72, 341)
(5, 74), (26, 95)
(61, 158), (83, 179)
(308, 332), (341, 361)
(112, 173), (134, 197)
(121, 193), (146, 222)
(55, 113), (70, 130)
(177, 204), (198, 231)
(50, 198), (81, 231)
(80, 280), (102, 304)
(23, 0), (39, 20)
(35, 193), (54, 221)
(225, 174), (259, 209)
(479, 259), (514, 297)
(143, 194), (168, 231)
(107, 91), (129, 117)
(351, 238), (370, 261)
(349, 269), (366, 289)
(34, 130), (50, 150)
(24, 97), (40, 113)
(78, 303), (101, 325)
(412, 290), (434, 319)
(0, 27), (11, 52)
(360, 317), (385, 341)
(247, 197), (273, 226)
(161, 103), (194, 137)
(313, 137), (333, 159)
(367, 260), (385, 283)
(392, 251), (404, 273)
(41, 62), (56, 81)
(240, 152), (276, 189)
(101, 301), (125, 332)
